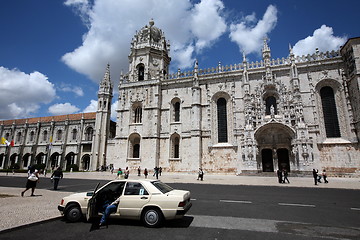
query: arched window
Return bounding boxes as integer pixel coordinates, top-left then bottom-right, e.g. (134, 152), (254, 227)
(217, 98), (228, 143)
(72, 129), (77, 140)
(174, 101), (180, 122)
(129, 133), (141, 158)
(43, 130), (48, 142)
(265, 96), (277, 115)
(170, 134), (180, 158)
(138, 64), (145, 81)
(85, 127), (93, 141)
(16, 132), (21, 142)
(134, 106), (142, 123)
(57, 130), (62, 141)
(30, 131), (35, 142)
(320, 86), (340, 138)
(133, 144), (140, 158)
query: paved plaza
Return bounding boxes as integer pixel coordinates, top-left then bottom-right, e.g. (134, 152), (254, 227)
(0, 171), (359, 232)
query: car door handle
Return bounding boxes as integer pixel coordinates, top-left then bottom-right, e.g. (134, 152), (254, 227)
(141, 197), (148, 200)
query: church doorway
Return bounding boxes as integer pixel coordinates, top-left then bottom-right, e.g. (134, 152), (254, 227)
(255, 123), (295, 173)
(82, 155), (90, 171)
(262, 149), (274, 172)
(277, 148), (290, 171)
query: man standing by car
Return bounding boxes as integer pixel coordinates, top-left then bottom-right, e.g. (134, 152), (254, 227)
(51, 167), (63, 190)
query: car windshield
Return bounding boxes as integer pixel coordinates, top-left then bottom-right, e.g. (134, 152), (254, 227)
(152, 181), (173, 194)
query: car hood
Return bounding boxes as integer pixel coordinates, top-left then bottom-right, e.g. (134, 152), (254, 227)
(64, 192), (88, 199)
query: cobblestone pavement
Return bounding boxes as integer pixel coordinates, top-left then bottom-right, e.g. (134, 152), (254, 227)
(1, 171), (359, 232)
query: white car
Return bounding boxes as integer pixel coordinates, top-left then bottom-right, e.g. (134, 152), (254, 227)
(58, 179), (192, 227)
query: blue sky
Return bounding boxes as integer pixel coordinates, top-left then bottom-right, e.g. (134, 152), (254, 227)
(0, 0), (359, 120)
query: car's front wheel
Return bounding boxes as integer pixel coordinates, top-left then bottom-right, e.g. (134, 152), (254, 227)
(141, 208), (163, 228)
(65, 204), (82, 222)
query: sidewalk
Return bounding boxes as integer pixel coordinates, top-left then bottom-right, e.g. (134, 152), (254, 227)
(0, 172), (359, 232)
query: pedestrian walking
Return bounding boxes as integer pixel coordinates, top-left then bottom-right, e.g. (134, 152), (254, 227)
(322, 169), (329, 183)
(51, 167), (63, 190)
(137, 166), (141, 176)
(312, 169), (318, 185)
(117, 168), (123, 179)
(283, 169), (290, 183)
(197, 168), (204, 181)
(277, 169), (283, 183)
(21, 169), (39, 197)
(124, 167), (129, 179)
(153, 166), (159, 179)
(144, 168), (148, 178)
(159, 167), (162, 176)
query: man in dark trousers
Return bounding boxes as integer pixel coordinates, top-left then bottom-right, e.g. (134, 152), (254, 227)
(51, 167), (63, 190)
(277, 169), (283, 183)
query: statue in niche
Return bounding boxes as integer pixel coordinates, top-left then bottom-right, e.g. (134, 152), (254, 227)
(270, 105), (275, 116)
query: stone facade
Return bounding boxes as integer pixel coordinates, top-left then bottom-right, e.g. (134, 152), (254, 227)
(1, 21), (360, 176)
(106, 21), (360, 176)
(0, 113), (97, 171)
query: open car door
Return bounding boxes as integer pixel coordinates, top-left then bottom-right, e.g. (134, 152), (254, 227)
(86, 182), (100, 222)
(86, 181), (125, 222)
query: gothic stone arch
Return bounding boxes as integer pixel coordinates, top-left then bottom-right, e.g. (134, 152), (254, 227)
(254, 122), (295, 172)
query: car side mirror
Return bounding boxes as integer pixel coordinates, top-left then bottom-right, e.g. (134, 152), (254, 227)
(86, 192), (94, 197)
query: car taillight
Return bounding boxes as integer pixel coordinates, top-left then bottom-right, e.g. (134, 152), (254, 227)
(60, 199), (64, 205)
(178, 201), (186, 207)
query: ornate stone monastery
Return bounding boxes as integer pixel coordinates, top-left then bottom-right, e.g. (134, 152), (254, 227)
(1, 20), (360, 176)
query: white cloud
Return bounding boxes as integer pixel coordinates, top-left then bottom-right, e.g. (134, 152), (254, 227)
(59, 84), (84, 97)
(190, 0), (227, 51)
(83, 99), (97, 113)
(0, 66), (56, 120)
(48, 103), (80, 115)
(292, 25), (347, 56)
(229, 4), (278, 55)
(62, 0), (227, 82)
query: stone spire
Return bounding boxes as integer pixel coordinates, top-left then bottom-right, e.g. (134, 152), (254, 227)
(262, 38), (274, 86)
(193, 59), (199, 87)
(99, 63), (113, 93)
(262, 37), (271, 63)
(289, 44), (299, 91)
(242, 52), (249, 84)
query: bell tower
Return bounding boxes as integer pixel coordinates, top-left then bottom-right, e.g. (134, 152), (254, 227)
(91, 64), (113, 171)
(128, 19), (171, 81)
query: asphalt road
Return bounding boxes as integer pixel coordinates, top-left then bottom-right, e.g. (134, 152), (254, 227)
(0, 177), (359, 240)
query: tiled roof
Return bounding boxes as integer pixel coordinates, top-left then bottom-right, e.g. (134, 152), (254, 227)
(0, 112), (96, 126)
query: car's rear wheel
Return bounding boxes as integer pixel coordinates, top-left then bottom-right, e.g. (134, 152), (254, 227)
(142, 208), (163, 228)
(65, 204), (82, 222)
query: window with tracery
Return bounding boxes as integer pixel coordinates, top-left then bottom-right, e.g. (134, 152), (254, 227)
(174, 101), (180, 122)
(138, 64), (145, 81)
(16, 132), (21, 142)
(170, 134), (180, 158)
(57, 130), (63, 140)
(72, 129), (77, 140)
(30, 131), (35, 142)
(134, 106), (142, 123)
(43, 130), (48, 142)
(85, 127), (93, 141)
(217, 98), (228, 143)
(320, 86), (340, 138)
